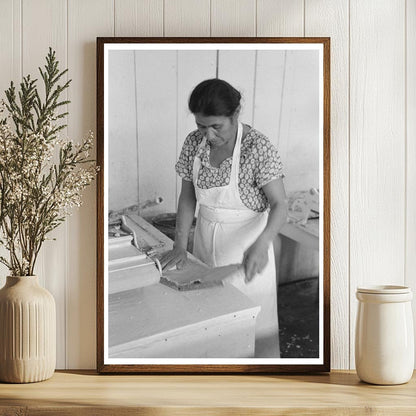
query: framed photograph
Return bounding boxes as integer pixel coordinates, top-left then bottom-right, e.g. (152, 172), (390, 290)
(97, 37), (330, 373)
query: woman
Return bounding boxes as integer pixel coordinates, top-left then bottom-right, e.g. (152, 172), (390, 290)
(160, 79), (287, 358)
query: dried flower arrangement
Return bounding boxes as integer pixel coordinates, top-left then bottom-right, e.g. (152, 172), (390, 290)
(0, 48), (97, 276)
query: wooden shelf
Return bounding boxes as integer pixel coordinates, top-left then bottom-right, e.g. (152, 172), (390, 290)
(0, 370), (415, 415)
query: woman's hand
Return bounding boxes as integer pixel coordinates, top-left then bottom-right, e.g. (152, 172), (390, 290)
(159, 246), (188, 271)
(241, 177), (287, 282)
(242, 238), (269, 282)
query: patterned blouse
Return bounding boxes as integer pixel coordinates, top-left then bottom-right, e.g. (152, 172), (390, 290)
(175, 126), (284, 212)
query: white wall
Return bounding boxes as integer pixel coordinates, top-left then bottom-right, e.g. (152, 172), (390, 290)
(0, 0), (414, 371)
(108, 50), (139, 212)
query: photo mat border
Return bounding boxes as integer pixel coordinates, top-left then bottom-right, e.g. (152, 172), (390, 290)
(96, 37), (330, 374)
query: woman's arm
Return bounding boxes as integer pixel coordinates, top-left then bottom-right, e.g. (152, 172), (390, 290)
(243, 178), (287, 281)
(256, 178), (287, 245)
(159, 179), (197, 270)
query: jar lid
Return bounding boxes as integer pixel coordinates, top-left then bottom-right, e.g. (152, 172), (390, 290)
(357, 285), (411, 294)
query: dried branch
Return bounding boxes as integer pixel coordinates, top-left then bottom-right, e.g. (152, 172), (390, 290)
(0, 49), (97, 276)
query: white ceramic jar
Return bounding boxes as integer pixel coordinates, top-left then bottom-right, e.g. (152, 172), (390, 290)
(355, 285), (414, 385)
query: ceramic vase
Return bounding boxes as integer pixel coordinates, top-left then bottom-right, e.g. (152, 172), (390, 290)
(0, 276), (56, 383)
(355, 285), (414, 385)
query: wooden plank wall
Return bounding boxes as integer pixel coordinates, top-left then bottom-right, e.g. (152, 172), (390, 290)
(109, 49), (319, 215)
(0, 0), (413, 370)
(407, 0), (416, 368)
(304, 0), (350, 372)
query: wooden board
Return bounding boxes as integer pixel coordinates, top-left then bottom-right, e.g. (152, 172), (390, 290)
(218, 50), (256, 127)
(162, 263), (243, 291)
(135, 50), (178, 215)
(66, 0), (114, 370)
(280, 221), (319, 251)
(115, 0), (163, 36)
(112, 316), (258, 359)
(109, 284), (259, 358)
(109, 262), (160, 294)
(349, 0), (406, 369)
(165, 0), (210, 36)
(0, 371), (415, 415)
(107, 49), (139, 211)
(305, 0), (350, 370)
(176, 50), (217, 205)
(108, 233), (160, 294)
(0, 0), (21, 100)
(406, 0), (416, 366)
(253, 50), (286, 148)
(257, 0), (304, 36)
(278, 50), (320, 194)
(211, 0), (256, 37)
(22, 0), (67, 369)
(0, 0), (21, 290)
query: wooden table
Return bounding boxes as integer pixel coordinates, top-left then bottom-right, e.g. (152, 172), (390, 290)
(1, 370), (415, 415)
(108, 214), (260, 359)
(280, 219), (319, 251)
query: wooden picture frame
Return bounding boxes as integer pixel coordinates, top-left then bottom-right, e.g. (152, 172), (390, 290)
(97, 37), (330, 373)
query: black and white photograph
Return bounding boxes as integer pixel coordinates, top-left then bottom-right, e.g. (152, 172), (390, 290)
(97, 38), (330, 373)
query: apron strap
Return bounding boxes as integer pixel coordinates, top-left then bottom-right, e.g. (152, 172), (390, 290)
(192, 123), (243, 188)
(192, 137), (206, 185)
(230, 122), (243, 187)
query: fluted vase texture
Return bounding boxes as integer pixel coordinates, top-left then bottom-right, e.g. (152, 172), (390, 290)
(0, 276), (56, 383)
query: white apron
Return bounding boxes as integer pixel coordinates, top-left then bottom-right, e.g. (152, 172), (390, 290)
(192, 123), (280, 358)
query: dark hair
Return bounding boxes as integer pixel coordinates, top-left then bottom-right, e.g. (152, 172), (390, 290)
(188, 78), (241, 117)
